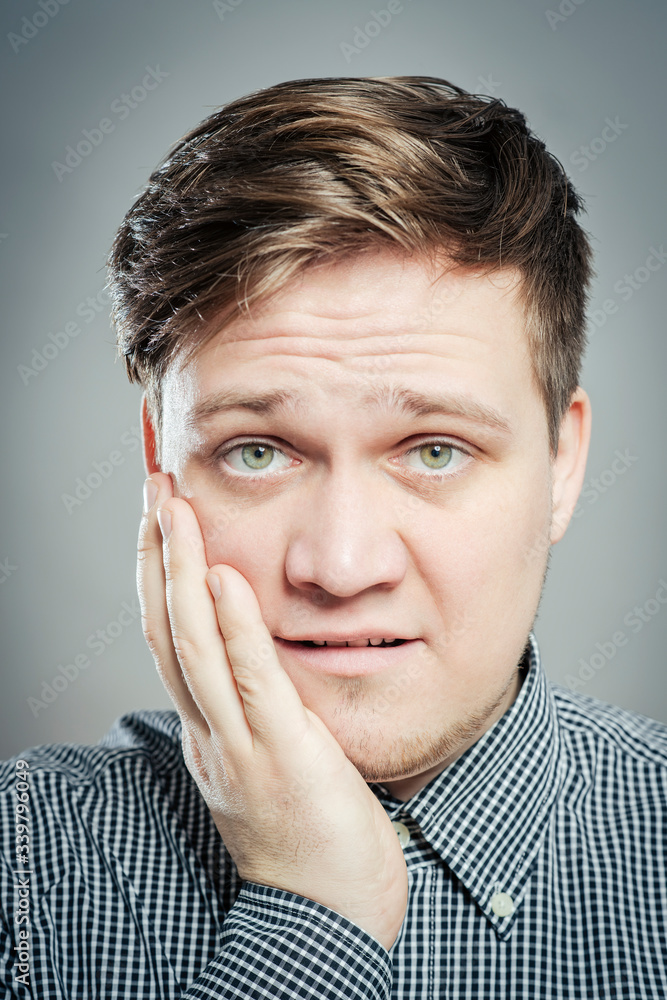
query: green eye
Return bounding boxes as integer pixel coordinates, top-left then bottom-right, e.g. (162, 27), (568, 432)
(241, 444), (274, 470)
(220, 439), (467, 481)
(221, 440), (292, 476)
(419, 443), (453, 470)
(401, 440), (467, 478)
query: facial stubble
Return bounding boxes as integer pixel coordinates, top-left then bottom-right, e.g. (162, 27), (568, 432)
(330, 554), (550, 786)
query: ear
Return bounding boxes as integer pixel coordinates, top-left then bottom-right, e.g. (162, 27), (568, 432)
(550, 387), (592, 544)
(141, 394), (161, 476)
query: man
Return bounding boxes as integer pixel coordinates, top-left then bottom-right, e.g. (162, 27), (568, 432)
(1, 76), (665, 998)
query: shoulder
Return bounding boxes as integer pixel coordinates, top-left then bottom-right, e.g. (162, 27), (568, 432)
(0, 710), (187, 841)
(0, 709), (183, 793)
(550, 682), (667, 772)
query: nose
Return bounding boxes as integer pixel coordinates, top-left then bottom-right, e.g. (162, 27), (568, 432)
(284, 469), (408, 598)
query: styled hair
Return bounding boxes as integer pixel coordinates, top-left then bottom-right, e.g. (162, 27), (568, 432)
(107, 75), (594, 459)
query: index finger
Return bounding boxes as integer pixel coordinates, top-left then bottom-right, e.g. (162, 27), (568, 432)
(137, 473), (207, 729)
(156, 495), (253, 748)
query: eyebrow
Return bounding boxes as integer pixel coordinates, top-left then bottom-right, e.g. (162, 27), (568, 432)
(188, 385), (512, 435)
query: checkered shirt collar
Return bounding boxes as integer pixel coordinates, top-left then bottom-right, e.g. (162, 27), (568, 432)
(370, 633), (562, 938)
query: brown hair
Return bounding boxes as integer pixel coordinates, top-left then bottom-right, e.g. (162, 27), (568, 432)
(107, 75), (594, 459)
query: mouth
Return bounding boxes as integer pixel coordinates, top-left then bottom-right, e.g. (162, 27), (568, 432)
(293, 638), (407, 648)
(273, 636), (421, 676)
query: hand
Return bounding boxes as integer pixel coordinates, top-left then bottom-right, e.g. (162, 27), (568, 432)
(138, 473), (408, 951)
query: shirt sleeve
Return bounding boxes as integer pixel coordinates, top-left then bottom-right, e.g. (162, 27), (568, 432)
(180, 882), (393, 999)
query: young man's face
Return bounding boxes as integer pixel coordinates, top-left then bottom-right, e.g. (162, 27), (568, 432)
(144, 249), (589, 799)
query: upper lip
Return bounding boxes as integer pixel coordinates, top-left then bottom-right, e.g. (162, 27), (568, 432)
(276, 633), (415, 642)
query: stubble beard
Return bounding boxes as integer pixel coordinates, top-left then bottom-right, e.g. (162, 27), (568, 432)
(337, 552), (551, 785)
(333, 663), (524, 784)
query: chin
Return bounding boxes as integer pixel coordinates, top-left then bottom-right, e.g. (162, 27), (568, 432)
(329, 721), (439, 782)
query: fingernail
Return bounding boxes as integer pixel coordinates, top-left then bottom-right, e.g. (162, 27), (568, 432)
(143, 478), (158, 514)
(157, 508), (172, 541)
(206, 573), (221, 601)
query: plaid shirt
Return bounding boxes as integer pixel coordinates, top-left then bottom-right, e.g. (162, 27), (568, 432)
(1, 633), (666, 998)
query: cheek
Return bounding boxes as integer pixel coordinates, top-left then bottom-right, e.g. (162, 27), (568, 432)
(413, 474), (552, 619)
(193, 494), (287, 583)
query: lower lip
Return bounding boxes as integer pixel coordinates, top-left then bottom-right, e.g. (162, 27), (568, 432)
(273, 637), (423, 676)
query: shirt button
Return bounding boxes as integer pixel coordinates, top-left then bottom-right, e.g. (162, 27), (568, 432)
(391, 821), (411, 848)
(490, 892), (515, 917)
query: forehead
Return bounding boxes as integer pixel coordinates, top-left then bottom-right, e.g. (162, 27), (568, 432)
(209, 249), (524, 343)
(162, 249), (534, 431)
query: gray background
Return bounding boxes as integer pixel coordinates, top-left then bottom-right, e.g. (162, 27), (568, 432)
(1, 0), (665, 758)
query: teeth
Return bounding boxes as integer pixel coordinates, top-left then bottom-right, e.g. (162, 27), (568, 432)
(308, 638), (400, 647)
